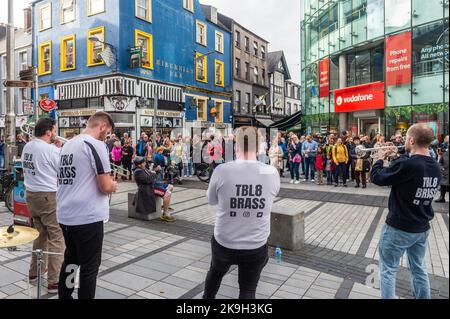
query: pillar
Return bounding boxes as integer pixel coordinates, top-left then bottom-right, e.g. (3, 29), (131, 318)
(338, 54), (347, 134)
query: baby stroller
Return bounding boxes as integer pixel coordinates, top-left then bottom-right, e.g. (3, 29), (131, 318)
(166, 161), (183, 185)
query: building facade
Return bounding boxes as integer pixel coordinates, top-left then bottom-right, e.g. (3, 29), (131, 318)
(301, 0), (449, 140)
(32, 0), (232, 141)
(267, 51), (292, 123)
(285, 80), (301, 116)
(217, 13), (270, 128)
(0, 21), (33, 136)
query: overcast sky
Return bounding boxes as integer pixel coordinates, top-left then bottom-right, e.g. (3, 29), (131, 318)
(1, 0), (301, 82)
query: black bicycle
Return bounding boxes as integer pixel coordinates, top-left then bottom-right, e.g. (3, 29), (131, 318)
(0, 170), (14, 213)
(195, 163), (211, 183)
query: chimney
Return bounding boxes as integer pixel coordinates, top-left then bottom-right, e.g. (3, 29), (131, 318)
(24, 7), (32, 32)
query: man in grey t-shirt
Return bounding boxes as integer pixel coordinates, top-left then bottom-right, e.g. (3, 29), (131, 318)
(57, 112), (118, 299)
(203, 126), (280, 299)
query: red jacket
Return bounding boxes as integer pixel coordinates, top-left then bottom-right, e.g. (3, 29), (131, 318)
(315, 154), (326, 170)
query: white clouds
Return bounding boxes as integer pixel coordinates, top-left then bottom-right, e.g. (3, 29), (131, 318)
(200, 0), (301, 83)
(0, 0), (30, 28)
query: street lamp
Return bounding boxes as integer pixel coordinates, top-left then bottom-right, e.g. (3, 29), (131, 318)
(88, 36), (118, 72)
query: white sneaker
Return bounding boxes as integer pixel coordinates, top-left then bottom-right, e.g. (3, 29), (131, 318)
(302, 179), (307, 182)
(290, 180), (295, 184)
(189, 175), (193, 178)
(311, 179), (315, 183)
(294, 180), (301, 184)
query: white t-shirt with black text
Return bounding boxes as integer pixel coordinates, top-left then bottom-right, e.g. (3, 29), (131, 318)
(22, 138), (60, 192)
(207, 159), (281, 250)
(56, 134), (111, 226)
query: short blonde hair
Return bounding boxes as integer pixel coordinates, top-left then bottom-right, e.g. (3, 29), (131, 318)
(408, 124), (434, 148)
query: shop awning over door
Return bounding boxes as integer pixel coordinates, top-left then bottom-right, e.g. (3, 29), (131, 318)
(270, 111), (303, 130)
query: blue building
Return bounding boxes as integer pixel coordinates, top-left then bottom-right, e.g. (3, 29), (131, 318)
(31, 0), (232, 140)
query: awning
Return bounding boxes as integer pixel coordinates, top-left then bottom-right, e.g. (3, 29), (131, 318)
(256, 118), (274, 127)
(270, 111), (303, 130)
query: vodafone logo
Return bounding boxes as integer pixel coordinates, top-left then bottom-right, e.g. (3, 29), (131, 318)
(334, 82), (385, 112)
(338, 93), (374, 105)
(336, 96), (343, 106)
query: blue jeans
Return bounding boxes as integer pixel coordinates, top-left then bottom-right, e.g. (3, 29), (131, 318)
(0, 155), (4, 169)
(326, 170), (333, 184)
(157, 169), (165, 181)
(290, 162), (300, 181)
(379, 224), (431, 299)
(183, 159), (193, 176)
(304, 156), (316, 180)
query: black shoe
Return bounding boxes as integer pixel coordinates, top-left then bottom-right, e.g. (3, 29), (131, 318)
(362, 185), (367, 189)
(343, 184), (348, 187)
(355, 184), (360, 188)
(435, 198), (446, 203)
(334, 184), (338, 187)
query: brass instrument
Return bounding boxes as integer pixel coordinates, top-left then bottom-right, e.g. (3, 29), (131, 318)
(355, 143), (405, 159)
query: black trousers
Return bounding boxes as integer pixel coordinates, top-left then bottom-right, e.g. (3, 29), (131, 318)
(58, 221), (104, 299)
(355, 170), (367, 186)
(203, 236), (269, 299)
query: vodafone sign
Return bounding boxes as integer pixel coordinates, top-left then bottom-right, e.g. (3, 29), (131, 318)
(334, 82), (385, 113)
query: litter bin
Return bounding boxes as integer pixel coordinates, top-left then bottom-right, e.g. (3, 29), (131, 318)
(12, 159), (32, 226)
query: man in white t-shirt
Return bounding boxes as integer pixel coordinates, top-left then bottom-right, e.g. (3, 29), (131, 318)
(22, 118), (63, 294)
(203, 126), (281, 299)
(57, 112), (118, 299)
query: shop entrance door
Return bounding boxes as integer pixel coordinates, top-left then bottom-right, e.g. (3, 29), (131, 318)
(360, 118), (380, 139)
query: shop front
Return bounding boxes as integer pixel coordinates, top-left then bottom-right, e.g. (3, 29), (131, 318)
(58, 109), (102, 139)
(138, 109), (184, 139)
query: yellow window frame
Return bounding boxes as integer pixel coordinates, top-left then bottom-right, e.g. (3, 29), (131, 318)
(215, 31), (224, 53)
(214, 60), (224, 87)
(61, 34), (76, 71)
(183, 0), (194, 12)
(87, 0), (105, 16)
(38, 41), (52, 75)
(38, 3), (52, 31)
(195, 53), (207, 83)
(60, 0), (76, 24)
(135, 30), (154, 70)
(196, 20), (207, 46)
(87, 26), (105, 67)
(214, 101), (223, 123)
(197, 98), (207, 121)
(135, 0), (152, 22)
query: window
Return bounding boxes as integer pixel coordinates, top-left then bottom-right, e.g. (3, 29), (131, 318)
(136, 0), (151, 22)
(261, 45), (266, 59)
(235, 58), (241, 77)
(183, 0), (194, 12)
(61, 0), (75, 24)
(253, 41), (258, 56)
(38, 41), (52, 75)
(196, 21), (207, 46)
(39, 3), (52, 31)
(135, 30), (153, 69)
(254, 66), (259, 83)
(215, 60), (224, 87)
(235, 30), (241, 48)
(19, 52), (28, 71)
(87, 27), (104, 66)
(197, 99), (206, 121)
(245, 62), (250, 81)
(215, 31), (224, 53)
(88, 0), (105, 16)
(262, 68), (266, 86)
(235, 90), (241, 113)
(195, 53), (207, 83)
(245, 93), (251, 113)
(1, 56), (6, 78)
(245, 36), (250, 52)
(61, 34), (76, 71)
(214, 101), (223, 122)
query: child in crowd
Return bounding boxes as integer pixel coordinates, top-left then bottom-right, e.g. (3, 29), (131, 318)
(325, 153), (335, 185)
(315, 147), (325, 185)
(153, 147), (166, 181)
(167, 160), (182, 185)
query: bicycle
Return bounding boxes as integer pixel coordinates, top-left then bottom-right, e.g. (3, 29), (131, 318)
(0, 169), (14, 213)
(195, 162), (211, 183)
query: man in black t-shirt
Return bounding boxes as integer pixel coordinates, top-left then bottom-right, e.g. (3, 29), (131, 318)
(371, 124), (442, 299)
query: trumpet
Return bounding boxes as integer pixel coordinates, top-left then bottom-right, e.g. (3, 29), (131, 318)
(20, 122), (130, 178)
(355, 143), (405, 159)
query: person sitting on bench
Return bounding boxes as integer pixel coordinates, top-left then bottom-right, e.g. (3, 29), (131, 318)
(133, 156), (176, 222)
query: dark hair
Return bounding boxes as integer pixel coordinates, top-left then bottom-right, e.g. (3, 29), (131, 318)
(34, 118), (56, 138)
(87, 111), (115, 130)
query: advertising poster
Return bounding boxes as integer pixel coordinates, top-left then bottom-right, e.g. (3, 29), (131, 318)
(385, 31), (412, 86)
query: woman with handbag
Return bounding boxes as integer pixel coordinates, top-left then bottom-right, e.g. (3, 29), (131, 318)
(353, 137), (370, 188)
(288, 135), (302, 184)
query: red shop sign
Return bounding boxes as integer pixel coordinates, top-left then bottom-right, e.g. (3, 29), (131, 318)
(319, 58), (330, 98)
(385, 31), (412, 86)
(334, 82), (385, 113)
(40, 98), (57, 112)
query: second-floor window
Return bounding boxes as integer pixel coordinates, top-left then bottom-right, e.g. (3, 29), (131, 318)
(19, 52), (28, 71)
(235, 30), (241, 48)
(235, 90), (241, 113)
(244, 36), (249, 52)
(135, 30), (153, 69)
(215, 31), (223, 53)
(214, 101), (223, 123)
(195, 53), (207, 83)
(254, 66), (259, 83)
(253, 41), (258, 56)
(215, 60), (224, 87)
(183, 0), (194, 12)
(88, 0), (105, 16)
(245, 62), (249, 81)
(38, 41), (52, 75)
(136, 0), (151, 22)
(235, 58), (241, 77)
(39, 3), (52, 31)
(61, 0), (75, 24)
(197, 99), (206, 121)
(245, 93), (251, 113)
(61, 34), (76, 71)
(262, 68), (266, 86)
(87, 27), (104, 66)
(196, 21), (207, 46)
(261, 45), (266, 59)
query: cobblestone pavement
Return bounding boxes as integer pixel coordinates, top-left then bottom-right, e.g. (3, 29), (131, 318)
(0, 178), (448, 299)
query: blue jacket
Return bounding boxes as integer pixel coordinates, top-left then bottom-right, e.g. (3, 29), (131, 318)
(0, 141), (4, 156)
(302, 140), (318, 157)
(279, 142), (287, 157)
(153, 153), (165, 167)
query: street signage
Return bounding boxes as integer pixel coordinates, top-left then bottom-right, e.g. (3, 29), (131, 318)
(3, 80), (35, 88)
(334, 82), (385, 113)
(19, 68), (37, 81)
(23, 102), (34, 115)
(40, 98), (57, 112)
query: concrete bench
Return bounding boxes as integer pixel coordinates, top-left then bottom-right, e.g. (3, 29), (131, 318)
(268, 204), (305, 251)
(128, 193), (162, 221)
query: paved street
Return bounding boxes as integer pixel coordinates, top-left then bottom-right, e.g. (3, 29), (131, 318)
(0, 179), (448, 299)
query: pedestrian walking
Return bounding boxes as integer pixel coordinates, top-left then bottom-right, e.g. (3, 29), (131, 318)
(435, 148), (448, 203)
(288, 135), (302, 184)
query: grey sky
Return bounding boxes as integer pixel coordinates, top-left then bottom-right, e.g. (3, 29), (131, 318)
(1, 0), (301, 82)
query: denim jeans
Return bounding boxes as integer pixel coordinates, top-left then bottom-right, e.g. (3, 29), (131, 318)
(183, 159), (193, 176)
(335, 163), (347, 185)
(0, 155), (4, 169)
(304, 156), (316, 180)
(290, 162), (300, 181)
(203, 236), (269, 299)
(378, 224), (431, 299)
(58, 221), (104, 299)
(325, 170), (333, 184)
(157, 169), (165, 181)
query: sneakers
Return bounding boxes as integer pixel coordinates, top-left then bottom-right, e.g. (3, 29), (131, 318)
(294, 180), (300, 184)
(311, 179), (315, 183)
(160, 214), (176, 222)
(290, 180), (295, 184)
(47, 283), (59, 294)
(355, 184), (360, 188)
(302, 179), (307, 182)
(29, 269), (48, 283)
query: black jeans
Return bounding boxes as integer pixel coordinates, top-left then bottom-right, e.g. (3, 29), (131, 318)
(203, 236), (269, 299)
(58, 221), (104, 299)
